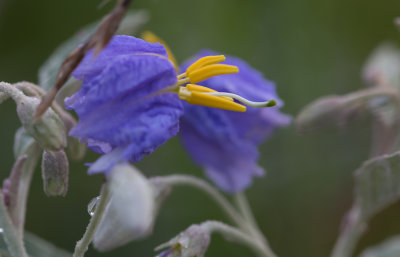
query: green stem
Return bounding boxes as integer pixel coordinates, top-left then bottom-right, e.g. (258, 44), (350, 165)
(154, 175), (278, 257)
(73, 184), (110, 257)
(202, 220), (276, 257)
(155, 175), (244, 226)
(0, 192), (28, 257)
(234, 193), (258, 227)
(234, 193), (270, 247)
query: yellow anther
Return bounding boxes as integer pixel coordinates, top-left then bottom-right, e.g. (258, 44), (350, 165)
(187, 84), (216, 93)
(142, 31), (178, 70)
(186, 55), (226, 75)
(178, 86), (245, 112)
(186, 84), (233, 101)
(188, 64), (239, 84)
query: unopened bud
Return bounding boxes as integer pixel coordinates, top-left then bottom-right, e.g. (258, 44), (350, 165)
(17, 95), (66, 151)
(93, 163), (155, 251)
(295, 96), (345, 132)
(395, 17), (400, 28)
(362, 43), (400, 88)
(41, 150), (69, 196)
(156, 225), (211, 257)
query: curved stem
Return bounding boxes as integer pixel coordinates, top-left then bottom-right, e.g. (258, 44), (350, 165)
(154, 175), (244, 226)
(234, 193), (268, 245)
(13, 143), (41, 236)
(0, 192), (28, 257)
(0, 82), (25, 103)
(234, 193), (258, 229)
(330, 207), (365, 257)
(73, 184), (110, 257)
(153, 175), (278, 257)
(202, 220), (277, 257)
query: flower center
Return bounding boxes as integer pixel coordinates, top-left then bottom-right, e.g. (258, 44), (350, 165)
(142, 32), (277, 112)
(174, 55), (277, 112)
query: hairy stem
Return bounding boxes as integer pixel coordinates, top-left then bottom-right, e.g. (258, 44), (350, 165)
(154, 175), (278, 257)
(0, 82), (25, 103)
(0, 192), (28, 257)
(73, 184), (110, 257)
(202, 220), (277, 257)
(12, 143), (41, 237)
(330, 207), (365, 257)
(155, 175), (244, 226)
(234, 193), (270, 247)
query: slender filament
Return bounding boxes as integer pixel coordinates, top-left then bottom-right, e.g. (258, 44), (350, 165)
(206, 92), (277, 108)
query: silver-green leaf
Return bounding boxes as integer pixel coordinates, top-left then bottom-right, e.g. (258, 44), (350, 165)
(0, 232), (71, 257)
(354, 151), (400, 219)
(359, 236), (400, 257)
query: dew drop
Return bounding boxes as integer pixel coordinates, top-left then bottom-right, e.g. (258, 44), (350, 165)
(87, 196), (101, 216)
(0, 228), (4, 233)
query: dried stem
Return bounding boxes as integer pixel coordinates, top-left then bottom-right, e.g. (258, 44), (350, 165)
(34, 0), (133, 120)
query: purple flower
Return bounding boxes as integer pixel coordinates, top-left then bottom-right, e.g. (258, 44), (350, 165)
(65, 36), (183, 174)
(180, 50), (291, 193)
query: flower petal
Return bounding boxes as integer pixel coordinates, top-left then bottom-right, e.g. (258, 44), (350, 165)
(179, 50), (291, 192)
(73, 35), (168, 82)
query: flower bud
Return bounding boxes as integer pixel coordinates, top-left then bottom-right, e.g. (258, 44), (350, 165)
(295, 96), (346, 132)
(17, 95), (66, 151)
(362, 43), (400, 88)
(93, 163), (155, 251)
(156, 225), (211, 257)
(41, 150), (69, 196)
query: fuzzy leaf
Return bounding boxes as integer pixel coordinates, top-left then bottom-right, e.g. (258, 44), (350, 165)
(354, 151), (400, 219)
(359, 236), (400, 257)
(0, 232), (71, 257)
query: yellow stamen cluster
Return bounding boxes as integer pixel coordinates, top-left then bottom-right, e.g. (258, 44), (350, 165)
(141, 31), (276, 112)
(178, 55), (239, 84)
(179, 84), (246, 112)
(176, 55), (245, 112)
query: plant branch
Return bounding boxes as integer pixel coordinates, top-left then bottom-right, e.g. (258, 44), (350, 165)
(234, 193), (269, 246)
(73, 184), (110, 257)
(153, 175), (244, 226)
(330, 206), (365, 257)
(202, 220), (277, 257)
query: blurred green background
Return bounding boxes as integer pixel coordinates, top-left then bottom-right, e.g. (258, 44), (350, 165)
(1, 0), (400, 256)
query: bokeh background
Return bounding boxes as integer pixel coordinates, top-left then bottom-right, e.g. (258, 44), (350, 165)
(1, 0), (400, 256)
